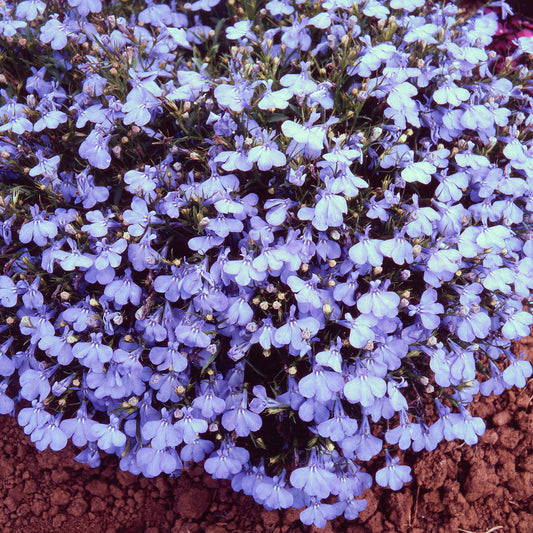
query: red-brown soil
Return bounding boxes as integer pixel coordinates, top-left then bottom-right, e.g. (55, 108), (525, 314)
(1, 336), (532, 533)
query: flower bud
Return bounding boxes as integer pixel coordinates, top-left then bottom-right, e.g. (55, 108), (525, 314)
(21, 316), (33, 328)
(112, 145), (121, 158)
(64, 223), (77, 235)
(330, 229), (341, 240)
(400, 269), (411, 280)
(266, 283), (276, 294)
(128, 396), (139, 407)
(246, 322), (258, 333)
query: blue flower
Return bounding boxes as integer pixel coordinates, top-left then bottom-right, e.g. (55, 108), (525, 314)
(384, 409), (415, 450)
(449, 405), (486, 445)
(349, 227), (384, 266)
(124, 166), (162, 201)
(74, 168), (109, 208)
(104, 268), (142, 306)
(431, 399), (458, 443)
(72, 332), (114, 373)
(128, 232), (161, 271)
(0, 378), (14, 414)
(78, 127), (112, 169)
(300, 498), (344, 528)
(68, 0), (102, 16)
(60, 402), (98, 447)
(122, 90), (160, 127)
(19, 205), (58, 247)
(287, 274), (324, 310)
(341, 415), (382, 461)
(88, 238), (127, 283)
(380, 229), (413, 265)
(123, 196), (162, 237)
(214, 78), (254, 113)
(221, 391), (262, 437)
(341, 312), (377, 349)
(401, 161), (436, 185)
(38, 15), (71, 50)
(180, 437), (215, 463)
(502, 351), (533, 388)
(312, 180), (348, 231)
(19, 365), (56, 402)
(174, 406), (208, 443)
(281, 111), (326, 153)
(408, 288), (444, 330)
(136, 447), (182, 477)
(89, 414), (127, 452)
(30, 413), (68, 451)
(315, 338), (343, 373)
(15, 0), (46, 21)
(290, 448), (337, 499)
(141, 407), (183, 449)
(298, 363), (344, 403)
(454, 305), (491, 342)
(214, 135), (253, 172)
(357, 279), (400, 319)
(81, 210), (118, 238)
(0, 337), (15, 378)
(258, 80), (292, 110)
(344, 361), (387, 408)
(74, 442), (101, 468)
(18, 400), (51, 435)
(204, 441), (249, 480)
(192, 382), (226, 418)
(479, 361), (507, 397)
(317, 399), (358, 442)
(255, 471), (294, 510)
(375, 450), (412, 490)
(0, 275), (18, 307)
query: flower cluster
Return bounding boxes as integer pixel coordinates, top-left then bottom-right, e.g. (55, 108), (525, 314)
(1, 0), (533, 527)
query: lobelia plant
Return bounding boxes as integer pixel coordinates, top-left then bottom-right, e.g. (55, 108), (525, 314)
(1, 0), (533, 527)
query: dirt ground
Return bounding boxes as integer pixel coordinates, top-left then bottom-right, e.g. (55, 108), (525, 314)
(0, 335), (532, 533)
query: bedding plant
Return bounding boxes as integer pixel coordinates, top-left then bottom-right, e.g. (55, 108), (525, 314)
(1, 0), (533, 528)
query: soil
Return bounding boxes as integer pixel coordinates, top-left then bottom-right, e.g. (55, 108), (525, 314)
(0, 335), (532, 533)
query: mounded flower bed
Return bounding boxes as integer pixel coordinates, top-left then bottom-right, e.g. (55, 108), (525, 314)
(1, 0), (533, 528)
